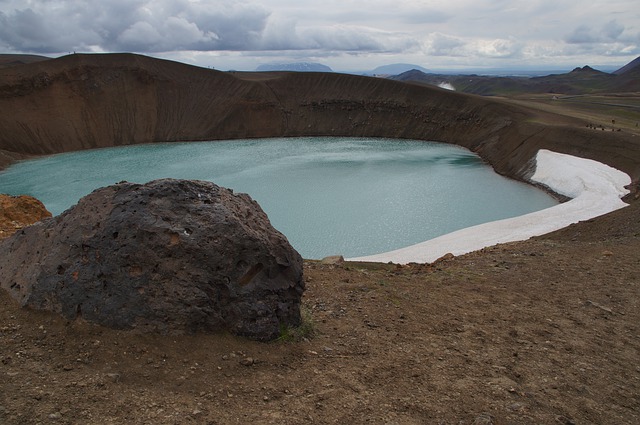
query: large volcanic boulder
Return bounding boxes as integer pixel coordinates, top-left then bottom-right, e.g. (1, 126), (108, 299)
(0, 179), (304, 340)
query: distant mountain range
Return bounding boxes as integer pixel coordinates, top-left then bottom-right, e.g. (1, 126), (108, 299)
(3, 53), (637, 96)
(255, 62), (333, 72)
(368, 63), (431, 76)
(389, 56), (640, 95)
(0, 54), (50, 69)
(254, 62), (432, 76)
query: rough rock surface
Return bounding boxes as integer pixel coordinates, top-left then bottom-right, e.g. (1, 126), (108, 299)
(0, 194), (51, 239)
(0, 179), (304, 340)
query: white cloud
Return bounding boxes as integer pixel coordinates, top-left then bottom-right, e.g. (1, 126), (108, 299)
(259, 15), (299, 50)
(0, 0), (638, 70)
(118, 22), (163, 51)
(424, 33), (466, 56)
(474, 38), (522, 59)
(117, 16), (220, 52)
(424, 33), (522, 60)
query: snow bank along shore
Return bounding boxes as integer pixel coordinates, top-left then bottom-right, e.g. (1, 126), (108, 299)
(349, 149), (632, 264)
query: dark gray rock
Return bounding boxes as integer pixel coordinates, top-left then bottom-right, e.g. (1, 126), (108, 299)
(0, 179), (304, 340)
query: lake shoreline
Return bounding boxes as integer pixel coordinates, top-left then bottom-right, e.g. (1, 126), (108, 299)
(0, 138), (561, 260)
(350, 149), (631, 263)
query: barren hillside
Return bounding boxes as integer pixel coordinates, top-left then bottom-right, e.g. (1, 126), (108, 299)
(2, 53), (639, 183)
(1, 53), (639, 424)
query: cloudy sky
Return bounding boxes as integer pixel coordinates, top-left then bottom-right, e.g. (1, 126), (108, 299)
(1, 0), (639, 72)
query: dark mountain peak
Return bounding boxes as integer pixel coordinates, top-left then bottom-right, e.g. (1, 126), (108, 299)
(255, 62), (333, 72)
(394, 69), (429, 79)
(571, 65), (598, 73)
(614, 56), (640, 75)
(371, 63), (431, 75)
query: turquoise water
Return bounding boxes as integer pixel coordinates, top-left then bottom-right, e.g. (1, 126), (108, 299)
(0, 138), (557, 259)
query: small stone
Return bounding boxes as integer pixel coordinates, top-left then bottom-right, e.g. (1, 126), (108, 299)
(602, 250), (614, 257)
(62, 365), (73, 371)
(321, 255), (344, 265)
(106, 373), (121, 383)
(508, 402), (525, 411)
(556, 415), (577, 425)
(472, 413), (495, 425)
(49, 412), (62, 420)
(434, 252), (455, 263)
(240, 357), (255, 366)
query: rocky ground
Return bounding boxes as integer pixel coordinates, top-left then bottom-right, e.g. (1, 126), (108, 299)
(1, 54), (638, 424)
(1, 199), (638, 424)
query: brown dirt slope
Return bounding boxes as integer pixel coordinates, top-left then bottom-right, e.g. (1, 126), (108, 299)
(0, 54), (50, 69)
(1, 53), (639, 183)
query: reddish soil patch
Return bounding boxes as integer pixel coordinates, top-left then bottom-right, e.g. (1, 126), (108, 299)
(0, 194), (51, 239)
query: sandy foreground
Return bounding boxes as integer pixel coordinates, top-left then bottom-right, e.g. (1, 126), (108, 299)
(350, 149), (632, 264)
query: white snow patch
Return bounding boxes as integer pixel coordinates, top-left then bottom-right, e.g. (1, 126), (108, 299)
(348, 149), (631, 264)
(437, 82), (455, 91)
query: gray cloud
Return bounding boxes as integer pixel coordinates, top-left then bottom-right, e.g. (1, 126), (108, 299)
(0, 7), (92, 52)
(0, 0), (638, 70)
(324, 6), (451, 26)
(425, 33), (466, 56)
(565, 20), (632, 45)
(295, 27), (385, 51)
(260, 19), (420, 55)
(397, 8), (451, 25)
(0, 0), (270, 53)
(0, 0), (418, 54)
(565, 25), (598, 44)
(602, 20), (625, 40)
(0, 1), (148, 53)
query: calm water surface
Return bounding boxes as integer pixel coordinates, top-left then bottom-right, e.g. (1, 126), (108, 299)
(0, 138), (558, 258)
